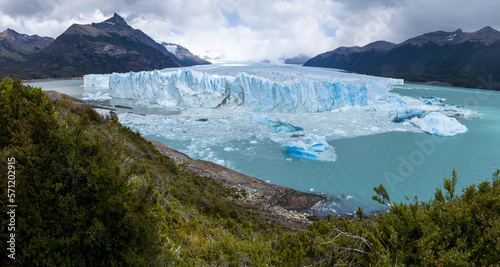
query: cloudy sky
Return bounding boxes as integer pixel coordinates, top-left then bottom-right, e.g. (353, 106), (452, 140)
(1, 0), (499, 61)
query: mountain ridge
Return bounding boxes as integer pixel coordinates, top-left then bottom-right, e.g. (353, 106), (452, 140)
(0, 13), (210, 79)
(304, 26), (500, 90)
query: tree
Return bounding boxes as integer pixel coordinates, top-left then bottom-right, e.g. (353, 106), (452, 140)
(372, 184), (391, 206)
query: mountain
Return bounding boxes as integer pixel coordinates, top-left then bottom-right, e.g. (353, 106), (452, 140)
(304, 41), (395, 70)
(284, 54), (311, 65)
(394, 29), (464, 48)
(305, 27), (500, 90)
(162, 42), (210, 66)
(6, 13), (210, 79)
(0, 29), (54, 74)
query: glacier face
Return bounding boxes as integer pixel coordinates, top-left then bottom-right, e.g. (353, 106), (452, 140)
(86, 64), (403, 113)
(83, 74), (109, 88)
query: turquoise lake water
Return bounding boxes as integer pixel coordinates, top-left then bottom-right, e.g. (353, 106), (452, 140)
(30, 79), (500, 216)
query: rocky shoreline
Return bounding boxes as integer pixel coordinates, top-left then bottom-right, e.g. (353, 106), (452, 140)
(145, 138), (327, 227)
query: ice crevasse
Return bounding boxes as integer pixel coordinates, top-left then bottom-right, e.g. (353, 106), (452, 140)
(85, 66), (403, 113)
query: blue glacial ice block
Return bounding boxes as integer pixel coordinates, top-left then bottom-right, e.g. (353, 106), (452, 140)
(421, 96), (446, 105)
(284, 144), (321, 160)
(271, 122), (304, 133)
(283, 136), (329, 160)
(390, 108), (425, 122)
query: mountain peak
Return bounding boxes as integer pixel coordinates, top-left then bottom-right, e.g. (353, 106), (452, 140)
(452, 26), (500, 45)
(103, 13), (128, 26)
(395, 29), (465, 48)
(0, 28), (20, 38)
(479, 26), (494, 32)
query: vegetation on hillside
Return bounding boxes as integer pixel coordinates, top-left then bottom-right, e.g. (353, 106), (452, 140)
(1, 77), (499, 265)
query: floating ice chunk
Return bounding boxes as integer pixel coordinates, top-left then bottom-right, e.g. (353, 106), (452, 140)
(390, 108), (425, 122)
(271, 122), (304, 133)
(421, 96), (446, 105)
(82, 91), (112, 101)
(410, 112), (467, 136)
(283, 135), (332, 161)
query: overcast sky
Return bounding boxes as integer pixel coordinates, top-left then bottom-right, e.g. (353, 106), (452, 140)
(1, 0), (499, 61)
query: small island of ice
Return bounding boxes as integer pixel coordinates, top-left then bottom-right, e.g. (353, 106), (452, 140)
(283, 136), (334, 161)
(410, 112), (468, 136)
(82, 91), (111, 101)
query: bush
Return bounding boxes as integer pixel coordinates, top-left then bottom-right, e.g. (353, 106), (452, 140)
(0, 77), (161, 265)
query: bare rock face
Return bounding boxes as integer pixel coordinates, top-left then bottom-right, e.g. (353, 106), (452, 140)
(145, 138), (326, 211)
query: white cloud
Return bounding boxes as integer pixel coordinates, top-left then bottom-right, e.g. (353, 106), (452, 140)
(1, 0), (499, 61)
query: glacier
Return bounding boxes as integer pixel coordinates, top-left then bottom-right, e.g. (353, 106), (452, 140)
(85, 64), (403, 113)
(82, 64), (477, 164)
(83, 74), (109, 88)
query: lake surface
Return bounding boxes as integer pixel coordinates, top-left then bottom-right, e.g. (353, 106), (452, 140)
(29, 77), (500, 216)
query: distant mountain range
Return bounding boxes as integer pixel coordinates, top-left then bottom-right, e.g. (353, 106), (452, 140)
(0, 29), (54, 75)
(0, 13), (209, 79)
(305, 27), (500, 90)
(283, 53), (311, 65)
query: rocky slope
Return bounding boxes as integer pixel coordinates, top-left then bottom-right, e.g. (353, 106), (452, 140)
(14, 14), (180, 79)
(162, 42), (210, 66)
(304, 41), (395, 70)
(0, 29), (54, 74)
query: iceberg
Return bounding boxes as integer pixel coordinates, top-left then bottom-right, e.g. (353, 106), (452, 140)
(410, 112), (467, 136)
(271, 122), (304, 133)
(85, 64), (403, 113)
(390, 108), (425, 122)
(82, 91), (112, 101)
(421, 96), (446, 105)
(83, 74), (110, 88)
(283, 136), (332, 161)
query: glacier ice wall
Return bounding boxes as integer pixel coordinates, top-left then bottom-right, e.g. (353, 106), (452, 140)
(89, 65), (403, 113)
(83, 74), (110, 88)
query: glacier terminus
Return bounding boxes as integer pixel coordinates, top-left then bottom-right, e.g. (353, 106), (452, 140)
(84, 63), (476, 162)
